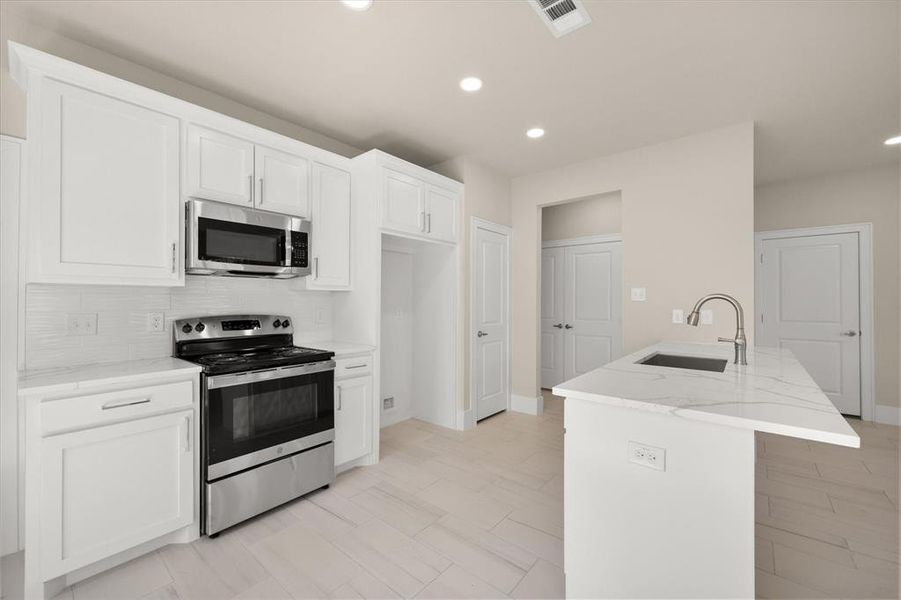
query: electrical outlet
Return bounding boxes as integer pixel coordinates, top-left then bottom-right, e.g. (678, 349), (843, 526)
(628, 441), (666, 471)
(146, 312), (165, 333)
(672, 309), (684, 324)
(700, 309), (714, 325)
(383, 396), (395, 410)
(630, 287), (647, 302)
(315, 307), (326, 325)
(66, 313), (98, 336)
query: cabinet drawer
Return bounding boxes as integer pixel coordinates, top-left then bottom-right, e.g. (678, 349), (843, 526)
(335, 356), (372, 379)
(41, 380), (194, 435)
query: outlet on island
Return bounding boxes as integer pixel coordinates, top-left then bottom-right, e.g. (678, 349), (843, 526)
(628, 440), (666, 471)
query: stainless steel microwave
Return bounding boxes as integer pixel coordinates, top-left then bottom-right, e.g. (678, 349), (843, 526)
(186, 199), (310, 278)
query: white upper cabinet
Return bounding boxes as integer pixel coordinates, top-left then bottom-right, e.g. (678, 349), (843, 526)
(32, 79), (182, 286)
(382, 169), (426, 235)
(255, 144), (310, 218)
(308, 163), (351, 290)
(187, 126), (312, 217)
(186, 125), (254, 206)
(425, 184), (458, 242)
(361, 152), (461, 244)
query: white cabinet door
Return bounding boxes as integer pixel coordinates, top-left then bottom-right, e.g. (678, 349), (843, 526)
(186, 124), (254, 206)
(334, 376), (372, 466)
(308, 163), (351, 290)
(34, 79), (181, 286)
(425, 185), (458, 242)
(382, 169), (425, 235)
(40, 410), (194, 578)
(255, 144), (310, 217)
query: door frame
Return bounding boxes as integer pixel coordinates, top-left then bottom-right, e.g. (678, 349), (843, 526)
(754, 223), (874, 422)
(541, 233), (623, 249)
(470, 217), (512, 426)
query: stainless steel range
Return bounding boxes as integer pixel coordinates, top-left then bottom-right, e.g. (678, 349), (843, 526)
(173, 314), (335, 536)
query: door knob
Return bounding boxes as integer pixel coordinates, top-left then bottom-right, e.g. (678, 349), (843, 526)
(564, 324), (573, 329)
(841, 330), (859, 337)
(477, 331), (488, 337)
(552, 323), (563, 329)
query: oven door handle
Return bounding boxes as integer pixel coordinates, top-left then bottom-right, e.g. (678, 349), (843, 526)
(207, 360), (336, 390)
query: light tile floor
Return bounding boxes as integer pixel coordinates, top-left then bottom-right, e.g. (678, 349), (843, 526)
(11, 392), (900, 599)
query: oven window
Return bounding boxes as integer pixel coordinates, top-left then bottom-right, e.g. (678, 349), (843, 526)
(206, 370), (334, 469)
(198, 217), (286, 266)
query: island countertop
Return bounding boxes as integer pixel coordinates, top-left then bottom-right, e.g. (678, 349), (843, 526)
(553, 341), (860, 448)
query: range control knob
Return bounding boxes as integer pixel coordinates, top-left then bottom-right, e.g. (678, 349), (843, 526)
(181, 323), (193, 334)
(281, 319), (290, 328)
(273, 320), (281, 328)
(195, 322), (206, 333)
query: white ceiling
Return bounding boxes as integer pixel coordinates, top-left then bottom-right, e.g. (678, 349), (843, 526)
(4, 1), (899, 183)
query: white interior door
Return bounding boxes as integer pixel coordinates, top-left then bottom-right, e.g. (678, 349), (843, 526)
(758, 232), (861, 415)
(563, 242), (623, 381)
(540, 247), (565, 388)
(473, 223), (510, 421)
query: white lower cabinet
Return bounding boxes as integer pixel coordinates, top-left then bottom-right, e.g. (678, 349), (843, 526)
(40, 410), (194, 578)
(22, 371), (199, 598)
(334, 374), (372, 466)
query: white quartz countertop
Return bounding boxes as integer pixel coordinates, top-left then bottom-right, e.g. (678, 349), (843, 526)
(553, 342), (860, 448)
(297, 340), (375, 357)
(18, 357), (201, 396)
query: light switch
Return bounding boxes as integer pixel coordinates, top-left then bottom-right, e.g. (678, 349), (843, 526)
(672, 309), (684, 324)
(630, 287), (647, 302)
(700, 309), (714, 325)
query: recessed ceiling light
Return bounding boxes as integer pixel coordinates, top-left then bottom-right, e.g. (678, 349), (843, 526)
(526, 127), (545, 139)
(341, 0), (372, 11)
(459, 77), (483, 92)
(884, 135), (901, 146)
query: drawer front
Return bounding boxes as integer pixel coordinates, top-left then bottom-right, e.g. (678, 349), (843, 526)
(334, 356), (372, 379)
(42, 380), (194, 435)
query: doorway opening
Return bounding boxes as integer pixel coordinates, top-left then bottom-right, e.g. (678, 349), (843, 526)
(539, 192), (624, 393)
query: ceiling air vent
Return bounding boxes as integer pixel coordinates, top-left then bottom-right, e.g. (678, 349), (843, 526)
(529, 0), (592, 38)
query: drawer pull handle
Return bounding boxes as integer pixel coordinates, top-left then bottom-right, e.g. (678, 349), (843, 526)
(101, 397), (151, 410)
(345, 363), (368, 369)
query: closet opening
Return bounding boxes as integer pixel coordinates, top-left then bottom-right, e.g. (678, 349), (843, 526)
(539, 191), (624, 398)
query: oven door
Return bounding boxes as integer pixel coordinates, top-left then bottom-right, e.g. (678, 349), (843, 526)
(204, 360), (335, 480)
(186, 199), (307, 277)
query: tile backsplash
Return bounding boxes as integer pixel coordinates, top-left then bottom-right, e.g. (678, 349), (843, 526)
(25, 277), (334, 371)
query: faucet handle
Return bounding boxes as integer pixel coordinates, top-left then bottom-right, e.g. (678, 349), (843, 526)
(717, 337), (735, 343)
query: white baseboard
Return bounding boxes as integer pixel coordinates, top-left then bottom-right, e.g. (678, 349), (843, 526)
(511, 393), (544, 416)
(458, 408), (476, 431)
(874, 404), (901, 426)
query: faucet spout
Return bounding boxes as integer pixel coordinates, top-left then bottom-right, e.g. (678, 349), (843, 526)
(686, 293), (747, 365)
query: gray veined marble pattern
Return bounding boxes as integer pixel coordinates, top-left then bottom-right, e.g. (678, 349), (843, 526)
(553, 342), (860, 447)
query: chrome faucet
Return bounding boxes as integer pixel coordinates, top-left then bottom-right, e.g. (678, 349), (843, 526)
(686, 293), (747, 365)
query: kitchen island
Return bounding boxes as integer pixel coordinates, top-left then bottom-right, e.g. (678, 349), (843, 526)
(554, 341), (859, 599)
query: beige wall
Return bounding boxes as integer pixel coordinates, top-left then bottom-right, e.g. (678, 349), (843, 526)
(511, 123), (755, 398)
(755, 164), (901, 409)
(542, 192), (622, 241)
(431, 157), (512, 413)
(0, 8), (360, 157)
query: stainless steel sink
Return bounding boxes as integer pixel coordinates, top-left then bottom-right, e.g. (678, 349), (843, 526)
(638, 353), (728, 373)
